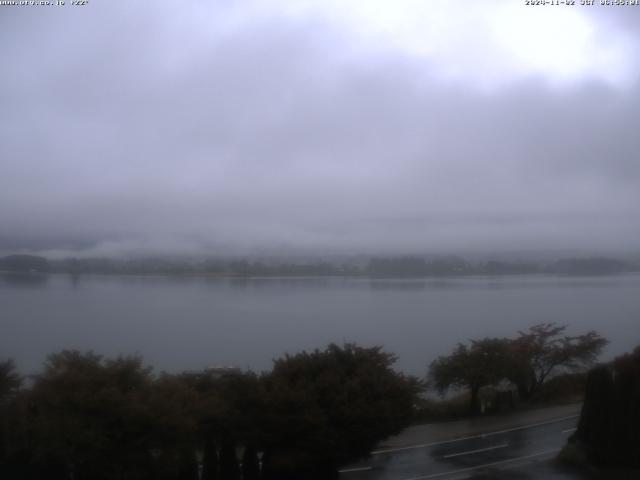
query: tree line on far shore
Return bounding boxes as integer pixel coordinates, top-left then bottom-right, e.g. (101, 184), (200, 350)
(0, 323), (609, 479)
(1, 253), (638, 277)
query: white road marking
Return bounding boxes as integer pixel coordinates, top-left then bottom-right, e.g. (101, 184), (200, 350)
(372, 414), (579, 455)
(338, 466), (373, 473)
(442, 442), (509, 459)
(561, 427), (577, 434)
(401, 448), (561, 480)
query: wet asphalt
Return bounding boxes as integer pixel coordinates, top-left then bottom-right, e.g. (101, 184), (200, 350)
(339, 416), (580, 480)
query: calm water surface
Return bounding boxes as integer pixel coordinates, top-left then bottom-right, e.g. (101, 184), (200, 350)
(2, 273), (639, 375)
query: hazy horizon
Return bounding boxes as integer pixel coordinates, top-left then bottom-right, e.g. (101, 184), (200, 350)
(2, 247), (640, 263)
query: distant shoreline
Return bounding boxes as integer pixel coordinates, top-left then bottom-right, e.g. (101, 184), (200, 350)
(3, 269), (640, 280)
(2, 253), (639, 279)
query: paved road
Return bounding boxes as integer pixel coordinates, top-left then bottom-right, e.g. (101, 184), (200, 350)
(339, 410), (581, 480)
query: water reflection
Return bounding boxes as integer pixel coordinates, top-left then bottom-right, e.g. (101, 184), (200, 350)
(369, 279), (427, 291)
(0, 273), (49, 288)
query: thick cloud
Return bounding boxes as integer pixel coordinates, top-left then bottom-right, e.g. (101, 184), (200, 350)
(1, 0), (639, 257)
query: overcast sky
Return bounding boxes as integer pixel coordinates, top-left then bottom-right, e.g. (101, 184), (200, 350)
(1, 0), (640, 258)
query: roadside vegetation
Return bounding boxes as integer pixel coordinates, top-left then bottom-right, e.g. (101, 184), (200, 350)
(0, 323), (615, 479)
(562, 346), (640, 469)
(427, 323), (606, 416)
(0, 344), (419, 480)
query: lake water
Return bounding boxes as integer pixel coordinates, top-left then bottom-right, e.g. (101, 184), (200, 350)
(2, 273), (639, 376)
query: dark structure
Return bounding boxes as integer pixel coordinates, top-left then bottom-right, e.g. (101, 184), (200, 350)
(570, 346), (640, 467)
(0, 254), (49, 273)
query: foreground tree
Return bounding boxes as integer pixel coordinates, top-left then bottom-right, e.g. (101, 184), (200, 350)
(27, 351), (159, 480)
(1, 359), (22, 476)
(570, 345), (640, 467)
(430, 324), (608, 413)
(261, 343), (421, 480)
(144, 373), (200, 480)
(429, 338), (510, 415)
(0, 360), (21, 402)
(507, 323), (608, 400)
(181, 368), (265, 478)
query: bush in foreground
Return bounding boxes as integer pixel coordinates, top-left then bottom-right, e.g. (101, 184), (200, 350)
(569, 346), (640, 468)
(0, 344), (421, 480)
